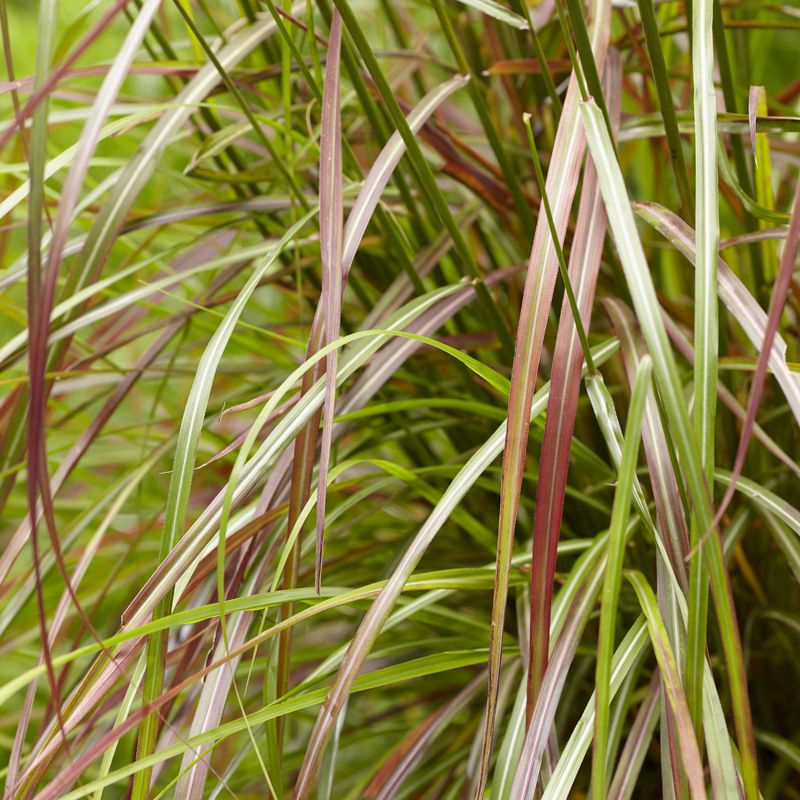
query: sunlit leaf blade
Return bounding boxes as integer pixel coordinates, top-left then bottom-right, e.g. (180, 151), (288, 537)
(453, 0), (529, 30)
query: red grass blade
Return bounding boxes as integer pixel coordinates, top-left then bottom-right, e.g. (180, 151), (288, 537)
(526, 48), (620, 721)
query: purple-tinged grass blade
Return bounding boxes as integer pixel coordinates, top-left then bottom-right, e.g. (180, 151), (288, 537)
(605, 298), (690, 799)
(16, 9), (175, 789)
(131, 212), (314, 799)
(24, 0), (65, 764)
(365, 674), (485, 799)
(480, 1), (611, 793)
(3, 446), (169, 800)
(582, 99), (758, 799)
(275, 68), (470, 754)
(315, 10), (344, 594)
(24, 0), (163, 703)
(720, 228), (789, 250)
(664, 315), (800, 481)
(607, 674), (660, 800)
(637, 195), (800, 563)
(712, 180), (800, 527)
(664, 314), (800, 478)
(748, 87), (763, 162)
(495, 536), (608, 798)
(539, 619), (649, 800)
(174, 561), (275, 800)
(597, 302), (754, 797)
(342, 75), (470, 273)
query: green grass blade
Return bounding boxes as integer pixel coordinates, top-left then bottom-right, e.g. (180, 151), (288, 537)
(687, 0), (719, 737)
(592, 356), (652, 800)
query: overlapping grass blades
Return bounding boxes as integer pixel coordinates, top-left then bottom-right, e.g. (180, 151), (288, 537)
(1, 1), (798, 798)
(481, 1), (610, 792)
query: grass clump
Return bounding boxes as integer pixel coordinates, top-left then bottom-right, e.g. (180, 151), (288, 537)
(0, 1), (798, 798)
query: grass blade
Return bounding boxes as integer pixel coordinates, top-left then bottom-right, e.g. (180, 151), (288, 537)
(480, 2), (611, 791)
(687, 0), (719, 738)
(634, 201), (800, 424)
(132, 214), (314, 798)
(592, 356), (652, 799)
(315, 10), (344, 592)
(527, 49), (620, 717)
(542, 621), (649, 800)
(712, 180), (800, 525)
(626, 572), (707, 800)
